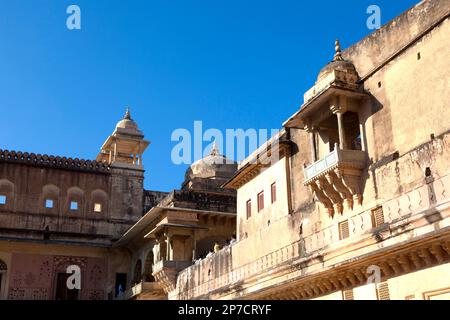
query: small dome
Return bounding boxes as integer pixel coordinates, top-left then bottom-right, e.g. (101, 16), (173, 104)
(182, 143), (237, 191)
(316, 40), (358, 82)
(116, 109), (138, 130)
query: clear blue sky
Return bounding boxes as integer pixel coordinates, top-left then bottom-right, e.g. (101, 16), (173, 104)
(0, 0), (418, 191)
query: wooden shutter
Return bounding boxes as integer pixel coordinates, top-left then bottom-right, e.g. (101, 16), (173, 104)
(339, 220), (350, 240)
(343, 289), (354, 300)
(371, 206), (385, 227)
(377, 282), (391, 300)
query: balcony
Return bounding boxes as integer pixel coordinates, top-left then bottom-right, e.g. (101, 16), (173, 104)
(304, 146), (366, 216)
(152, 260), (193, 293)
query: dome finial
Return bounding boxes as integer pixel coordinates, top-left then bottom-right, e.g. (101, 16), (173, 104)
(210, 140), (219, 156)
(124, 107), (131, 120)
(333, 39), (343, 61)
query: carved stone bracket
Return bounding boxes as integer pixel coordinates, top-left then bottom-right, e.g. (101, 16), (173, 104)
(304, 148), (366, 216)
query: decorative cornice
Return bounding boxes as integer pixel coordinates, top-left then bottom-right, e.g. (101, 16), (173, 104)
(0, 149), (111, 174)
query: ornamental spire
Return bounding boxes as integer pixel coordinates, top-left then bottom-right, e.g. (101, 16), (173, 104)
(333, 39), (343, 61)
(210, 140), (219, 156)
(124, 107), (132, 120)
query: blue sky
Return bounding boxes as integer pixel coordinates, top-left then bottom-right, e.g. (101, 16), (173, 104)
(0, 0), (418, 191)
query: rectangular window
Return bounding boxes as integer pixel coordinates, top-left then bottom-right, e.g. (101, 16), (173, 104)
(94, 203), (102, 213)
(45, 199), (54, 209)
(70, 201), (78, 211)
(271, 182), (277, 203)
(371, 206), (385, 228)
(246, 199), (252, 219)
(0, 195), (6, 205)
(339, 220), (350, 240)
(257, 191), (264, 212)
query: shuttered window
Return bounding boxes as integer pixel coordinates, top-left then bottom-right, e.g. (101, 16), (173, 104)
(343, 289), (354, 300)
(377, 282), (391, 300)
(246, 200), (252, 219)
(339, 220), (350, 240)
(271, 182), (277, 203)
(257, 191), (264, 212)
(371, 206), (385, 227)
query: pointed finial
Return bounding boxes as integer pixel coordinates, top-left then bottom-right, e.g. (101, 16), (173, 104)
(210, 140), (219, 156)
(124, 107), (131, 120)
(333, 39), (343, 61)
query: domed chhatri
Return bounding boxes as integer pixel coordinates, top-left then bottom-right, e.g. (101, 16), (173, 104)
(96, 108), (150, 168)
(115, 108), (141, 134)
(317, 39), (359, 83)
(182, 141), (237, 191)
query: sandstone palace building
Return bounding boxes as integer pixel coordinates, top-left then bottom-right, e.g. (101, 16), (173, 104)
(0, 0), (449, 300)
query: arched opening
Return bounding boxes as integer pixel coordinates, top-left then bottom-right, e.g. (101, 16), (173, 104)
(144, 252), (155, 282)
(133, 259), (142, 286)
(0, 259), (8, 300)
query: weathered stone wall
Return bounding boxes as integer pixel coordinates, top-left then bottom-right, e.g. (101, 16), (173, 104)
(172, 0), (450, 300)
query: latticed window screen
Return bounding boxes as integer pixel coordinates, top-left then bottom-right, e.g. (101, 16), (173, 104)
(371, 206), (385, 227)
(339, 220), (350, 240)
(343, 289), (354, 300)
(377, 282), (391, 300)
(0, 259), (7, 270)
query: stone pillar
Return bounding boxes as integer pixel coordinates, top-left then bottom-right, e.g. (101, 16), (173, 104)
(192, 230), (197, 262)
(304, 123), (318, 162)
(330, 96), (347, 150)
(165, 233), (171, 261)
(336, 112), (346, 150)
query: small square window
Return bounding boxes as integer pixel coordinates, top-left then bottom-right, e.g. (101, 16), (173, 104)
(94, 203), (102, 213)
(70, 201), (78, 211)
(0, 195), (6, 205)
(45, 199), (54, 209)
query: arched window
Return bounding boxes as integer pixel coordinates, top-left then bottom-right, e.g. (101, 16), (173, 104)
(133, 259), (142, 285)
(42, 184), (60, 213)
(91, 189), (108, 215)
(0, 179), (14, 211)
(67, 187), (84, 214)
(144, 252), (155, 282)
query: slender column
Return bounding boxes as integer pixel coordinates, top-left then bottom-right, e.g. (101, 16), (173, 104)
(336, 112), (346, 149)
(113, 142), (117, 161)
(140, 154), (143, 168)
(192, 230), (197, 262)
(165, 232), (171, 261)
(330, 96), (347, 150)
(305, 124), (318, 162)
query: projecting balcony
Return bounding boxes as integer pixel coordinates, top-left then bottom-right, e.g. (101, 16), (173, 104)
(304, 146), (367, 216)
(152, 260), (193, 293)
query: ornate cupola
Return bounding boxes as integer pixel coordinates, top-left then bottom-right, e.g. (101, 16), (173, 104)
(284, 40), (369, 216)
(96, 108), (150, 169)
(182, 142), (237, 191)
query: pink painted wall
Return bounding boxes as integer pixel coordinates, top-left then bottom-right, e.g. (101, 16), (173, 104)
(8, 253), (107, 300)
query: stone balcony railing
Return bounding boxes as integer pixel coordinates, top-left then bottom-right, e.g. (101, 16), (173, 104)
(304, 147), (367, 216)
(172, 241), (304, 300)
